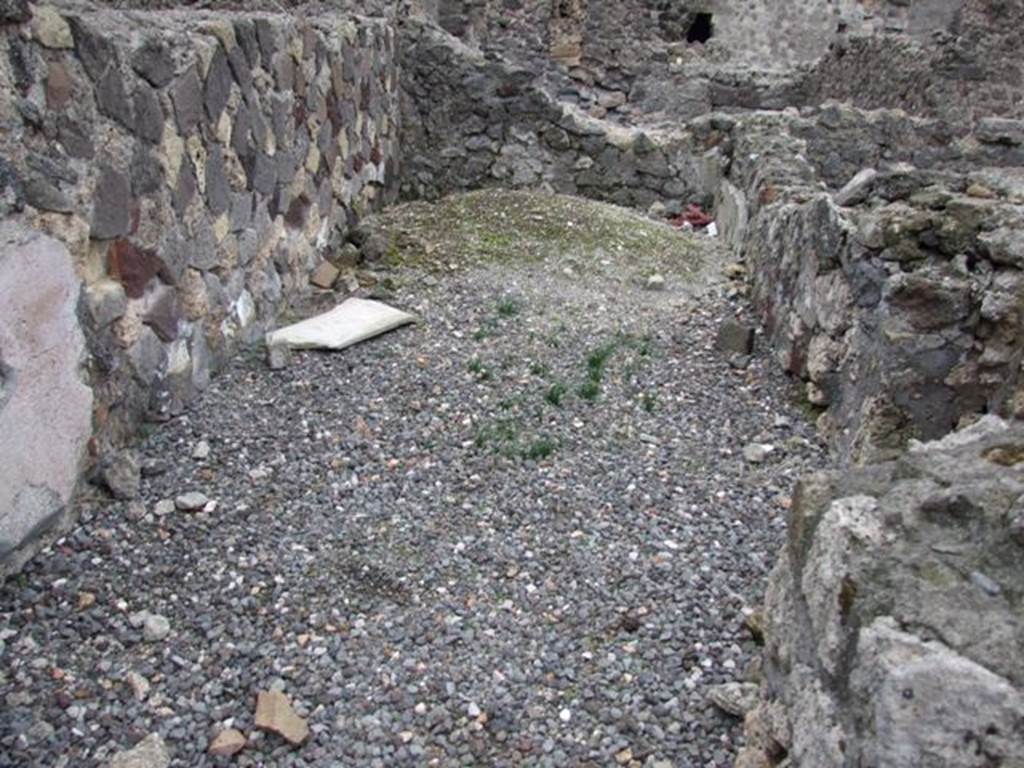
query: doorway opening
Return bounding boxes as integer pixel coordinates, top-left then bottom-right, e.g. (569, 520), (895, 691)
(686, 12), (714, 44)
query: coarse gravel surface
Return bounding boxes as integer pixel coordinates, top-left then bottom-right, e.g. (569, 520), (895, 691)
(1, 192), (828, 767)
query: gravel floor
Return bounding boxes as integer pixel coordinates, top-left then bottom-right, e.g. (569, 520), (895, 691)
(0, 195), (828, 767)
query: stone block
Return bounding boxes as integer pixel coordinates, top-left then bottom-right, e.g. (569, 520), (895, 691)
(0, 224), (92, 575)
(205, 147), (230, 216)
(979, 227), (1024, 268)
(24, 177), (72, 213)
(851, 618), (1024, 767)
(7, 35), (33, 96)
(230, 193), (254, 232)
(715, 319), (755, 355)
(254, 18), (277, 69)
(69, 16), (117, 80)
(108, 734), (170, 768)
(46, 61), (73, 110)
(172, 157), (197, 215)
(128, 325), (166, 386)
(310, 259), (339, 289)
(99, 450), (140, 500)
(231, 104), (253, 159)
(91, 164), (131, 240)
(143, 286), (181, 342)
(204, 46), (232, 123)
(133, 82), (164, 145)
(85, 278), (128, 328)
(28, 151), (78, 186)
(109, 238), (163, 299)
(95, 67), (134, 131)
(274, 53), (295, 92)
(227, 43), (252, 94)
(248, 152), (277, 196)
(233, 20), (260, 68)
(130, 146), (164, 196)
(977, 117), (1024, 146)
(171, 67), (204, 135)
(834, 168), (878, 207)
(58, 116), (94, 160)
(132, 38), (175, 88)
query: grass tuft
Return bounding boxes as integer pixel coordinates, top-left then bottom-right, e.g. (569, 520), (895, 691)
(577, 379), (600, 401)
(468, 358), (492, 381)
(497, 297), (522, 317)
(545, 382), (567, 407)
(523, 438), (557, 461)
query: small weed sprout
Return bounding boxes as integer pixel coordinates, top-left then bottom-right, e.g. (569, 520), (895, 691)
(578, 379), (600, 401)
(497, 297), (521, 317)
(545, 382), (567, 407)
(524, 438), (556, 461)
(468, 358), (492, 380)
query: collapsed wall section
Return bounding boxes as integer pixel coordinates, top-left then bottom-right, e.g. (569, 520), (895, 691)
(0, 2), (400, 576)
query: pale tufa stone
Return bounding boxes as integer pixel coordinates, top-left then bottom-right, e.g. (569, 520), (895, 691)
(223, 149), (248, 191)
(215, 111), (232, 144)
(200, 20), (236, 51)
(179, 269), (210, 321)
(160, 123), (185, 188)
(31, 6), (73, 49)
(34, 213), (94, 281)
(852, 617), (1024, 768)
(801, 495), (884, 675)
(305, 144), (321, 174)
(186, 135), (208, 195)
(166, 339), (191, 376)
(212, 213), (230, 244)
(310, 260), (340, 289)
(111, 301), (145, 349)
(193, 37), (218, 78)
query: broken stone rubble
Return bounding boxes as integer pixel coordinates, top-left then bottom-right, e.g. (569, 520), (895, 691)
(108, 733), (170, 768)
(208, 728), (247, 757)
(254, 690), (310, 746)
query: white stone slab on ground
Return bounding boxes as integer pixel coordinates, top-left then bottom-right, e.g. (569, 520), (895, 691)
(265, 298), (416, 352)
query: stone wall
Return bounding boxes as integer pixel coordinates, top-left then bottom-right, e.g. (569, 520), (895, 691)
(718, 106), (1024, 764)
(800, 0), (1024, 128)
(425, 0), (1024, 131)
(719, 106), (1024, 463)
(0, 1), (400, 576)
(399, 19), (726, 210)
(737, 416), (1024, 767)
